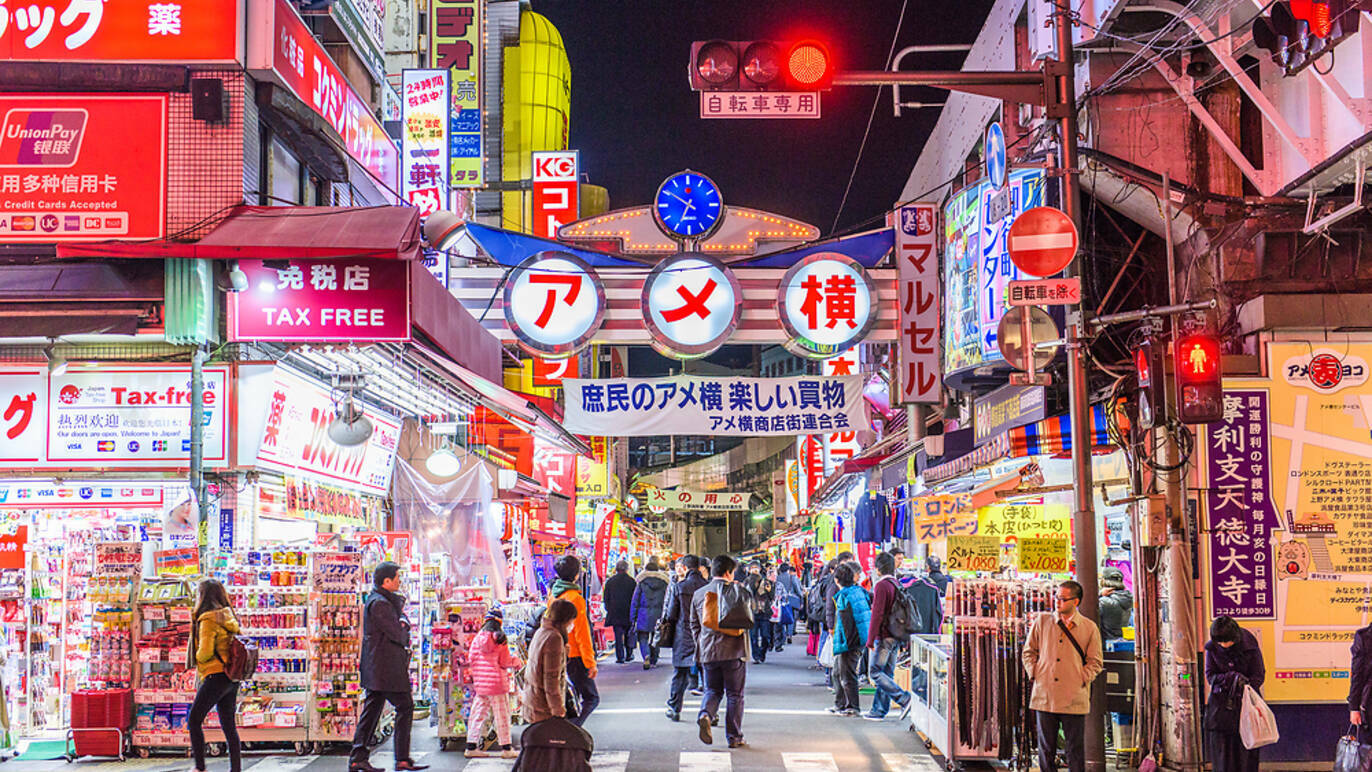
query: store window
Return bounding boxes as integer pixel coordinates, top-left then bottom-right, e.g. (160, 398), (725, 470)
(269, 138), (301, 205)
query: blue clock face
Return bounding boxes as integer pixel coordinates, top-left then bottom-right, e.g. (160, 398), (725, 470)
(654, 172), (724, 239)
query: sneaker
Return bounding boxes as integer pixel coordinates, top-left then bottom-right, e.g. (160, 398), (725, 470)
(825, 706), (845, 714)
(728, 739), (748, 749)
(711, 715), (719, 726)
(690, 687), (704, 696)
(500, 749), (518, 760)
(898, 698), (914, 721)
(666, 709), (680, 721)
(697, 715), (713, 745)
(861, 712), (886, 721)
(842, 708), (861, 717)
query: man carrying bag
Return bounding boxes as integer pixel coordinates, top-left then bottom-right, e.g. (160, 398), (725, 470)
(689, 555), (751, 749)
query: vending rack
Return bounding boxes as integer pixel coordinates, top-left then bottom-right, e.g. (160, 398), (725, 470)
(432, 588), (492, 751)
(130, 580), (198, 757)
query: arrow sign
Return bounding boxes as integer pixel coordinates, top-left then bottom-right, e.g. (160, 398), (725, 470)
(1006, 278), (1082, 307)
(1007, 206), (1079, 277)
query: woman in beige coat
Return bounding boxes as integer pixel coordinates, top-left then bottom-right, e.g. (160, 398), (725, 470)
(523, 599), (578, 724)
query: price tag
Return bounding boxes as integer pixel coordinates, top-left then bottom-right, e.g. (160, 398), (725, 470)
(946, 535), (1002, 572)
(138, 648), (162, 663)
(142, 605), (165, 620)
(1017, 536), (1070, 573)
(170, 606), (192, 622)
(240, 711), (265, 727)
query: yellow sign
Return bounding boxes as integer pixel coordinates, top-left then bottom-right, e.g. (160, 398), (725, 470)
(1017, 537), (1069, 573)
(978, 503), (1071, 540)
(824, 542), (855, 562)
(430, 0), (483, 187)
(946, 535), (1001, 572)
(912, 494), (977, 543)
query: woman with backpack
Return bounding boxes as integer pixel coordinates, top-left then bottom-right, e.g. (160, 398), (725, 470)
(187, 579), (242, 772)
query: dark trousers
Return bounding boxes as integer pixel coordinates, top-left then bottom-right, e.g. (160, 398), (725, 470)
(612, 625), (633, 662)
(750, 619), (772, 662)
(667, 665), (693, 713)
(350, 689), (413, 764)
(1035, 710), (1086, 772)
(637, 630), (659, 664)
(834, 649), (861, 711)
(565, 658), (600, 726)
(189, 673), (241, 772)
(699, 659), (746, 744)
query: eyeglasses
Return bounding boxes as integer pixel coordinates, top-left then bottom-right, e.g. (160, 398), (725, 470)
(1056, 595), (1078, 602)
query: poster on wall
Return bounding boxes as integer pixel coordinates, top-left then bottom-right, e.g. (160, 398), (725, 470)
(1206, 342), (1372, 703)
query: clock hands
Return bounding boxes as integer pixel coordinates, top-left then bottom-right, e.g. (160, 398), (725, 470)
(664, 190), (697, 212)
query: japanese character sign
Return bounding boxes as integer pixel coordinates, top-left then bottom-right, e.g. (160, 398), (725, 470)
(1206, 389), (1279, 619)
(1281, 348), (1369, 394)
(642, 254), (742, 359)
(644, 488), (751, 511)
(778, 253), (877, 359)
(228, 259), (411, 343)
(0, 1), (238, 62)
(430, 0), (483, 187)
(504, 252), (606, 357)
(401, 69), (449, 217)
(896, 203), (941, 403)
(533, 151), (579, 239)
(561, 374), (868, 438)
(0, 369), (45, 464)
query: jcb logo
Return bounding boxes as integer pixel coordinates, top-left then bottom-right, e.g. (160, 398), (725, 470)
(533, 152), (577, 181)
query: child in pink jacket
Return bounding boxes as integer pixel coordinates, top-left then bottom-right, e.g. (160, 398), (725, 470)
(465, 610), (522, 759)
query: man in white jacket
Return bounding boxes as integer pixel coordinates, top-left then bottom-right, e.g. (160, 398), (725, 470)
(1021, 580), (1104, 772)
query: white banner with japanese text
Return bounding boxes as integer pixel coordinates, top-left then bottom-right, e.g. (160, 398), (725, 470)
(895, 203), (941, 402)
(646, 488), (751, 511)
(561, 375), (868, 437)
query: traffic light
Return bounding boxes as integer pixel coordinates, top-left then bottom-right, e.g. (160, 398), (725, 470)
(1174, 332), (1224, 424)
(689, 40), (835, 91)
(1134, 339), (1166, 430)
(1252, 0), (1368, 76)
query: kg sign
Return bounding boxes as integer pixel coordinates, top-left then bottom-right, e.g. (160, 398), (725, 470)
(532, 151), (580, 239)
(777, 253), (878, 359)
(1282, 348), (1368, 394)
(504, 252), (606, 358)
(641, 253), (742, 359)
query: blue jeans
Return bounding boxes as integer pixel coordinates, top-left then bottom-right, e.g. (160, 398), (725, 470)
(699, 659), (746, 744)
(868, 638), (910, 717)
(749, 619), (772, 662)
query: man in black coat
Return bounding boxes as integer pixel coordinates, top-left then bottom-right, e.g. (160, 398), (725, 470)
(662, 555), (709, 721)
(350, 562), (427, 772)
(603, 560), (637, 664)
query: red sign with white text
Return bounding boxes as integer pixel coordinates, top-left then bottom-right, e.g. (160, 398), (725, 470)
(249, 0), (398, 192)
(0, 94), (166, 241)
(532, 356), (579, 386)
(532, 151), (579, 239)
(0, 1), (240, 62)
(228, 259), (410, 342)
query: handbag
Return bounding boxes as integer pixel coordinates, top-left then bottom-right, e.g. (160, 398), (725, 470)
(818, 635), (836, 668)
(716, 582), (754, 630)
(652, 614), (675, 649)
(1238, 684), (1280, 749)
(770, 599), (783, 623)
(1334, 727), (1372, 772)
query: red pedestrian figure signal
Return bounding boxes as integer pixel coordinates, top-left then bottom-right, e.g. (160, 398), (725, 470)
(1175, 333), (1224, 424)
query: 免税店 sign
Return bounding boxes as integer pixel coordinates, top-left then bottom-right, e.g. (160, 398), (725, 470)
(0, 1), (241, 62)
(228, 258), (410, 342)
(561, 375), (868, 437)
(0, 94), (167, 241)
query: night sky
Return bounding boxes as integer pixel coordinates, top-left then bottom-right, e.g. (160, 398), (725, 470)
(535, 0), (998, 237)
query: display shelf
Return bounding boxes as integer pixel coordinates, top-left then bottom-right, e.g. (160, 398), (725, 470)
(308, 552), (363, 745)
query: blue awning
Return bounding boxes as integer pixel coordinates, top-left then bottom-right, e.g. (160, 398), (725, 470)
(734, 227), (894, 268)
(464, 222), (646, 268)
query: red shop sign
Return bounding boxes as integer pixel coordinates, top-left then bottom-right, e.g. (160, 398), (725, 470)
(228, 258), (411, 342)
(0, 1), (241, 63)
(248, 0), (398, 192)
(0, 94), (167, 241)
(0, 527), (26, 570)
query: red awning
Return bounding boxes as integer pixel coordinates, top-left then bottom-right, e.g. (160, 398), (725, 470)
(55, 206), (423, 261)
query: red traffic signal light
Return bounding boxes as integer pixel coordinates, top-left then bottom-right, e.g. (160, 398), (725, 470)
(689, 40), (836, 91)
(1175, 333), (1224, 424)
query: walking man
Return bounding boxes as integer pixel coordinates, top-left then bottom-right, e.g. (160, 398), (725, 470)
(551, 554), (600, 725)
(742, 560), (774, 664)
(689, 555), (750, 749)
(349, 562), (427, 772)
(775, 563), (803, 646)
(603, 560), (636, 664)
(663, 555), (708, 721)
(629, 559), (670, 669)
(1022, 580), (1104, 772)
(864, 551), (914, 720)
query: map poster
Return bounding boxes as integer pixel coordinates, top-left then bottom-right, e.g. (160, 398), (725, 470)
(1208, 342), (1372, 702)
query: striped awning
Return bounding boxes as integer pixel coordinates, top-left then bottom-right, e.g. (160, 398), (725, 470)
(1009, 404), (1114, 457)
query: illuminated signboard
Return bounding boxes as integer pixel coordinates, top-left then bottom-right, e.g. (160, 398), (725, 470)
(641, 253), (742, 359)
(0, 0), (241, 63)
(777, 253), (878, 359)
(503, 252), (605, 358)
(533, 151), (579, 239)
(431, 0), (483, 187)
(401, 69), (449, 216)
(895, 203), (941, 403)
(942, 167), (1046, 374)
(227, 259), (411, 342)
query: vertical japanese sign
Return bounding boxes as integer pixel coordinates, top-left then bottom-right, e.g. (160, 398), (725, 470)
(896, 203), (940, 403)
(0, 94), (167, 241)
(0, 1), (241, 62)
(401, 69), (449, 217)
(820, 349), (862, 474)
(430, 0), (483, 188)
(532, 151), (579, 239)
(1206, 390), (1279, 619)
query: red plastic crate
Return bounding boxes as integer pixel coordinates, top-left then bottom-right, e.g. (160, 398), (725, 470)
(71, 689), (132, 729)
(68, 728), (123, 760)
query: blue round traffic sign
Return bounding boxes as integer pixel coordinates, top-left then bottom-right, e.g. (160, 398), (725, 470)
(986, 122), (1007, 190)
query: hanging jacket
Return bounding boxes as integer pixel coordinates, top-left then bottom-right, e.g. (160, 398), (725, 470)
(832, 584), (872, 654)
(469, 629), (521, 697)
(628, 570), (670, 632)
(188, 607), (240, 680)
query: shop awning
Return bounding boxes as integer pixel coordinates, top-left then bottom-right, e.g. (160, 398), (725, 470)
(924, 404), (1118, 485)
(465, 222), (645, 268)
(54, 206), (424, 261)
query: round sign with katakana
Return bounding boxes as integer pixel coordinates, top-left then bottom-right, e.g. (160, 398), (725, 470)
(641, 253), (742, 359)
(777, 252), (878, 359)
(504, 252), (606, 358)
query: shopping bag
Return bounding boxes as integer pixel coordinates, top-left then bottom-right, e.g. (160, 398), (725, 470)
(652, 614), (675, 649)
(770, 600), (783, 623)
(1238, 684), (1280, 749)
(818, 635), (836, 669)
(1333, 729), (1372, 772)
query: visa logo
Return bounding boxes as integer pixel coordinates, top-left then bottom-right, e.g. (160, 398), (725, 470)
(67, 442), (82, 450)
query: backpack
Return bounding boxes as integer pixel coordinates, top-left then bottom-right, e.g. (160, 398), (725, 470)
(884, 579), (921, 640)
(805, 578), (827, 619)
(512, 716), (593, 772)
(219, 634), (260, 682)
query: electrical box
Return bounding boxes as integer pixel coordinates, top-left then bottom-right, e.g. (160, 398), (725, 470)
(1133, 494), (1168, 547)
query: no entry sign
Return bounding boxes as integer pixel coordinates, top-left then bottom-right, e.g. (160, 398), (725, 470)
(1007, 206), (1079, 277)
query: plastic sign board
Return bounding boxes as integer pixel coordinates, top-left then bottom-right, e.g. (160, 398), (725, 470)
(248, 0), (398, 193)
(700, 91), (821, 118)
(431, 0), (483, 187)
(1007, 206), (1079, 277)
(1006, 278), (1081, 306)
(894, 203), (940, 403)
(1017, 536), (1069, 573)
(946, 535), (1001, 572)
(532, 151), (579, 239)
(401, 69), (449, 217)
(777, 253), (878, 359)
(0, 0), (241, 63)
(0, 94), (167, 241)
(820, 348), (863, 475)
(985, 122), (1007, 190)
(641, 253), (742, 359)
(503, 252), (605, 358)
(228, 258), (410, 342)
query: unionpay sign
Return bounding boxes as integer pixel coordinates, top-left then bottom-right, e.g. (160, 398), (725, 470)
(0, 94), (166, 241)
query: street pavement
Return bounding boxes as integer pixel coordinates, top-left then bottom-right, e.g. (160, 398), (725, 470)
(30, 643), (945, 772)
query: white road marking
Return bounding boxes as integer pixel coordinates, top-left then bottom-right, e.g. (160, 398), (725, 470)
(590, 750), (630, 771)
(679, 751), (733, 771)
(882, 752), (944, 772)
(242, 757), (314, 772)
(781, 752), (839, 771)
(458, 757), (513, 771)
(593, 707), (836, 716)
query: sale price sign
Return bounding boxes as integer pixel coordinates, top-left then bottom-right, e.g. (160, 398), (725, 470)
(1017, 536), (1069, 573)
(946, 535), (1001, 572)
